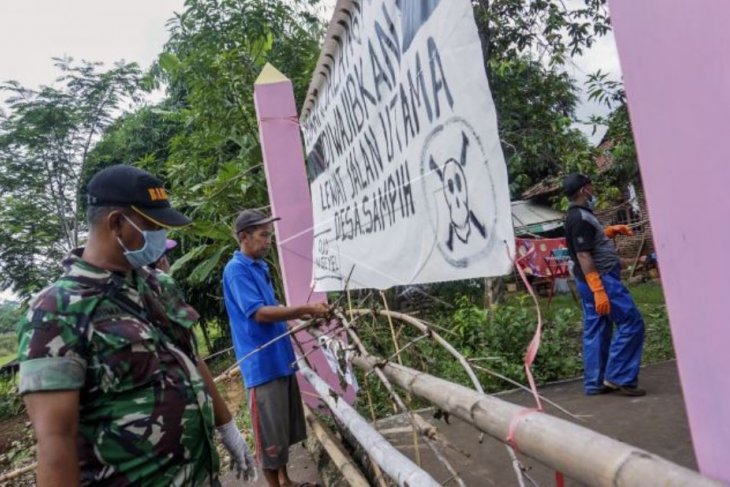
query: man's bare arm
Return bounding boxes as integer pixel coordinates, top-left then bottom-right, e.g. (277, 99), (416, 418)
(253, 303), (329, 323)
(197, 358), (232, 426)
(24, 390), (80, 486)
(577, 251), (598, 275)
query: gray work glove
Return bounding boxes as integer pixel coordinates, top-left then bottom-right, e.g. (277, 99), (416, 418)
(216, 420), (257, 482)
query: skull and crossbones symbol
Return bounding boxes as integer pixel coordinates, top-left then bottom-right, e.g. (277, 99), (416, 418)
(429, 131), (487, 251)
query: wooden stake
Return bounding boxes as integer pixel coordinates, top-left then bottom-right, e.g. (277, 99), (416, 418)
(303, 403), (370, 487)
(379, 290), (422, 467)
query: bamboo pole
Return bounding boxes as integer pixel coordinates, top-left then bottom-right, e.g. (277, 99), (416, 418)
(353, 353), (721, 487)
(359, 368), (389, 487)
(309, 321), (465, 484)
(297, 361), (439, 487)
(468, 362), (584, 421)
(379, 291), (422, 468)
(293, 327), (388, 487)
(214, 320), (319, 383)
(302, 403), (370, 487)
(350, 308), (530, 484)
(328, 313), (466, 486)
(350, 309), (484, 394)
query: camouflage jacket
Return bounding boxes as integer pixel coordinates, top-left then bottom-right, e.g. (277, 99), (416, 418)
(17, 249), (220, 486)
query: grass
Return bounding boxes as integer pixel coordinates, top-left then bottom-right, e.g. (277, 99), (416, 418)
(528, 279), (666, 315)
(516, 280), (673, 365)
(0, 352), (16, 367)
(354, 279), (675, 420)
(0, 334), (17, 367)
(194, 320), (227, 358)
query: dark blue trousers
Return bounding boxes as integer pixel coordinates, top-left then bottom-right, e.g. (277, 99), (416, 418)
(576, 267), (645, 394)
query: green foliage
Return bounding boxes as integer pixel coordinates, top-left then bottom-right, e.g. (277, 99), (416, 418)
(473, 0), (611, 196)
(476, 0), (610, 67)
(0, 58), (141, 298)
(0, 333), (17, 365)
(83, 105), (183, 188)
(489, 54), (593, 196)
(0, 375), (23, 419)
(83, 1), (326, 335)
(0, 302), (22, 334)
(448, 294), (583, 384)
(355, 281), (673, 421)
(584, 70), (640, 191)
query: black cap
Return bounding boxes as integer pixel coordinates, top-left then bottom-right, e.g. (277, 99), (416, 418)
(235, 209), (280, 234)
(87, 165), (191, 228)
(563, 173), (592, 197)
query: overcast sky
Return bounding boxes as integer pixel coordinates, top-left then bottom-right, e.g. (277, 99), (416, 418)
(0, 1), (621, 301)
(0, 0), (184, 95)
(0, 0), (620, 133)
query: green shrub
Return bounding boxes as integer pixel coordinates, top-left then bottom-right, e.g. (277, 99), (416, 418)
(349, 282), (674, 421)
(0, 375), (23, 419)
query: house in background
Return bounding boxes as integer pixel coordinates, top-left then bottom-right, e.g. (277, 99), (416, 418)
(511, 199), (564, 238)
(517, 164), (654, 274)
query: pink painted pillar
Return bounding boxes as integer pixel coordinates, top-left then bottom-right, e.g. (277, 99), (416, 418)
(254, 63), (356, 407)
(609, 1), (730, 480)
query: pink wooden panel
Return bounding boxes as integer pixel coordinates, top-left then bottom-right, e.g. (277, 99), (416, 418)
(254, 65), (356, 407)
(609, 1), (730, 480)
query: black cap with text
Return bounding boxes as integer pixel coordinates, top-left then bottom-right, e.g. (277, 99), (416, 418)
(87, 165), (191, 228)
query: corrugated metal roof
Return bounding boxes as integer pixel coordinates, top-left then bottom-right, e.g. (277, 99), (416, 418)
(520, 176), (563, 200)
(511, 200), (564, 235)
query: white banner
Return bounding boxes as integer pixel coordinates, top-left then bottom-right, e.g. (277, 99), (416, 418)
(301, 0), (514, 291)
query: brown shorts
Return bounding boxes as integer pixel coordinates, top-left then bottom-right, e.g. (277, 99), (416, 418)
(249, 374), (307, 470)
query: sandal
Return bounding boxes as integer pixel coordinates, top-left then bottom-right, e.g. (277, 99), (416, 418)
(603, 380), (646, 397)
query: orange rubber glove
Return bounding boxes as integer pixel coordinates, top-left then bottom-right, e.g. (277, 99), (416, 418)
(604, 225), (633, 238)
(585, 272), (611, 315)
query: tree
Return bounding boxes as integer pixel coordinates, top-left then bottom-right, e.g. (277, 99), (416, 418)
(83, 0), (616, 325)
(488, 56), (593, 196)
(0, 301), (22, 334)
(472, 0), (611, 196)
(83, 103), (184, 189)
(0, 58), (140, 297)
(88, 0), (326, 326)
(585, 70), (638, 189)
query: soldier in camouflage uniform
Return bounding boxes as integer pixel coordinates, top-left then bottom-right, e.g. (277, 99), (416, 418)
(18, 165), (256, 486)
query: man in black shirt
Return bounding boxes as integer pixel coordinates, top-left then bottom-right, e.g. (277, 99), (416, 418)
(563, 174), (646, 396)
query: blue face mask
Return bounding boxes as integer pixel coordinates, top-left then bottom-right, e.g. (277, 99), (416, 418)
(587, 194), (598, 209)
(118, 215), (168, 268)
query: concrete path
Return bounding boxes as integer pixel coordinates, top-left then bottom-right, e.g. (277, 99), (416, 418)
(377, 360), (697, 486)
(221, 441), (320, 487)
(222, 360), (698, 486)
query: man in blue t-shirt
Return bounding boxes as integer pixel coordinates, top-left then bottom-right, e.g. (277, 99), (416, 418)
(223, 209), (328, 487)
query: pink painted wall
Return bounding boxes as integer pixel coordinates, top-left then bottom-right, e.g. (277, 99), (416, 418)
(254, 67), (357, 407)
(609, 1), (730, 480)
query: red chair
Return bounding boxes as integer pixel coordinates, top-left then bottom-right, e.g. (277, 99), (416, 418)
(543, 249), (577, 307)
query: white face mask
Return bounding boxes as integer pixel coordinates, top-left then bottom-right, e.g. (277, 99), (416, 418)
(117, 215), (168, 268)
(587, 194), (598, 209)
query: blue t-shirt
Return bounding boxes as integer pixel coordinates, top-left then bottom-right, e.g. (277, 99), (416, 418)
(222, 250), (297, 388)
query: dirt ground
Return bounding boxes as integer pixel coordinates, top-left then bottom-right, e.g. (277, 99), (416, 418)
(0, 414), (35, 486)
